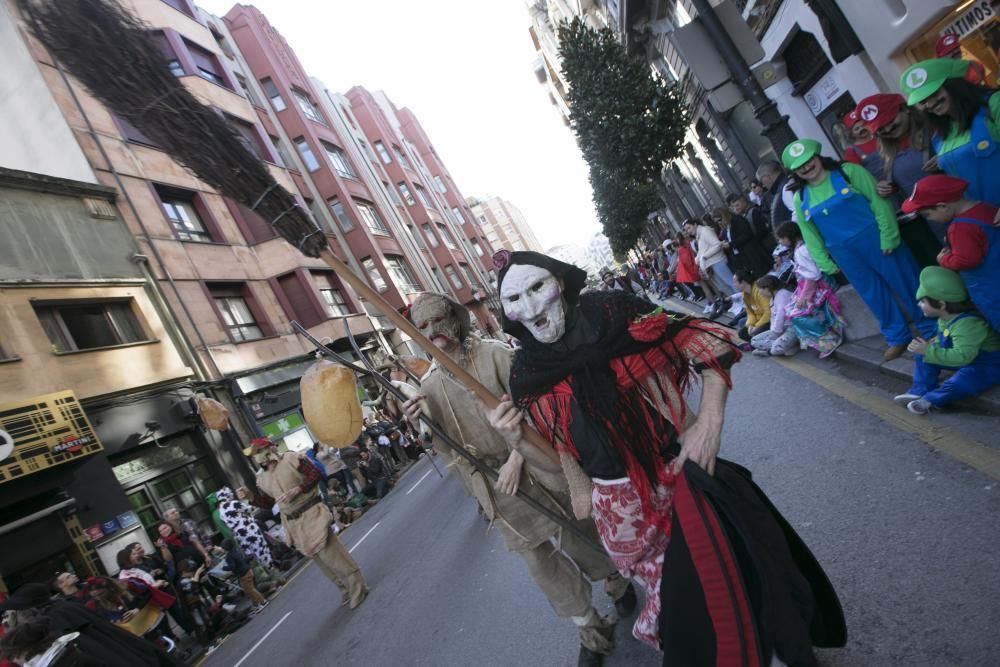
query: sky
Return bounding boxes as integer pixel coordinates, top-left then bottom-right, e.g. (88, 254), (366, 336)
(197, 0), (601, 250)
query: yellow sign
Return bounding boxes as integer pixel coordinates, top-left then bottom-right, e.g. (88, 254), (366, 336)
(0, 391), (103, 484)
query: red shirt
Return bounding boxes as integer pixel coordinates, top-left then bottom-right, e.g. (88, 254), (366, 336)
(939, 202), (996, 271)
(843, 139), (879, 164)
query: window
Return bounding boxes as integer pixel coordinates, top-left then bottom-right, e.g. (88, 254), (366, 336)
(392, 145), (411, 169)
(322, 143), (356, 179)
(470, 238), (484, 257)
(385, 182), (400, 206)
(187, 41), (227, 87)
(437, 224), (457, 249)
(226, 199), (274, 244)
(407, 224), (425, 250)
(451, 207), (465, 225)
(154, 184), (214, 242)
(260, 77), (286, 112)
(292, 89), (324, 123)
(421, 223), (439, 248)
(374, 141), (392, 165)
(358, 140), (376, 164)
(362, 258), (388, 292)
(35, 300), (148, 353)
(444, 264), (463, 289)
(115, 115), (159, 147)
(314, 273), (352, 316)
(414, 185), (434, 209)
(160, 0), (194, 17)
(208, 284), (264, 342)
(460, 263), (480, 289)
(152, 32), (184, 77)
(328, 199), (354, 232)
(295, 138), (320, 171)
(235, 73), (262, 107)
(385, 255), (422, 293)
(357, 202), (390, 235)
(226, 115), (268, 161)
(433, 175), (447, 193)
(267, 135), (289, 166)
(783, 30), (832, 95)
(397, 182), (415, 206)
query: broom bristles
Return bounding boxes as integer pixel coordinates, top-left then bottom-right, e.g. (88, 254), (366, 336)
(20, 0), (327, 257)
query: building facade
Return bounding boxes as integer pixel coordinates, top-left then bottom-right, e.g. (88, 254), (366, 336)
(468, 195), (545, 254)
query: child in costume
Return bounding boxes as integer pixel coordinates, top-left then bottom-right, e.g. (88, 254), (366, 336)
(901, 173), (1000, 333)
(750, 274), (798, 357)
(896, 267), (1000, 414)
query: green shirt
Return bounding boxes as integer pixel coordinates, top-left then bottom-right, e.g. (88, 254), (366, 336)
(937, 91), (1000, 154)
(792, 162), (901, 275)
(924, 313), (1000, 367)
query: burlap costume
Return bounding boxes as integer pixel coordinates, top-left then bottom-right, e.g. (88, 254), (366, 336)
(256, 451), (367, 608)
(420, 333), (625, 654)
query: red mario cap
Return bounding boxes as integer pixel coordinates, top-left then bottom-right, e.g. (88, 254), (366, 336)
(901, 174), (969, 213)
(855, 94), (906, 132)
(842, 109), (860, 128)
(935, 33), (961, 58)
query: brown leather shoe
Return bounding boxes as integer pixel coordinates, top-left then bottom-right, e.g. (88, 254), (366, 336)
(883, 343), (908, 362)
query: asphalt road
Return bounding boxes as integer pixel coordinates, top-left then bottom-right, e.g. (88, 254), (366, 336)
(201, 351), (1000, 667)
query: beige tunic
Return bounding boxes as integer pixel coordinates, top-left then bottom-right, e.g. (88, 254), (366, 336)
(256, 452), (333, 557)
(422, 336), (572, 552)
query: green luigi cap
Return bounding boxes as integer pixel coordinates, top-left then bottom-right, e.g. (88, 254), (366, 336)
(916, 266), (968, 303)
(781, 138), (822, 171)
(900, 58), (971, 105)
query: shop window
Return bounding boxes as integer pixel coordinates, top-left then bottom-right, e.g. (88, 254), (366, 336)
(260, 77), (286, 112)
(357, 201), (390, 235)
(782, 30), (832, 95)
(154, 184), (219, 242)
(444, 264), (463, 289)
(34, 300), (148, 353)
(208, 283), (268, 342)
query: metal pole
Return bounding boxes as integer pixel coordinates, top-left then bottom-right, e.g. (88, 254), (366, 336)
(688, 0), (797, 154)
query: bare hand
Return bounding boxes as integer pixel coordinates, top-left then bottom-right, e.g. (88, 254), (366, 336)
(154, 539), (165, 549)
(907, 337), (929, 355)
(277, 486), (301, 504)
(876, 180), (895, 198)
(485, 395), (523, 444)
(494, 451), (523, 496)
(673, 414), (722, 476)
(922, 155), (939, 172)
(154, 580), (168, 588)
(120, 609), (139, 622)
(401, 396), (425, 423)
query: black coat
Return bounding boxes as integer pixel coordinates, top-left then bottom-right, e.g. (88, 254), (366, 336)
(46, 600), (180, 667)
(660, 460), (846, 667)
(726, 215), (773, 278)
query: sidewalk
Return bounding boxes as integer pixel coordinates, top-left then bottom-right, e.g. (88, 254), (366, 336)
(654, 290), (1000, 414)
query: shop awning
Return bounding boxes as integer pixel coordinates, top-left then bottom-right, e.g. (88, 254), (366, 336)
(233, 359), (314, 396)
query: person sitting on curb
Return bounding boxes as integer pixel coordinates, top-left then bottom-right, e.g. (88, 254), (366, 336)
(896, 266), (1000, 414)
(901, 174), (1000, 334)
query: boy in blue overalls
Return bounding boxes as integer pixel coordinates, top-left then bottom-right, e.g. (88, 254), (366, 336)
(895, 266), (1000, 414)
(901, 173), (1000, 334)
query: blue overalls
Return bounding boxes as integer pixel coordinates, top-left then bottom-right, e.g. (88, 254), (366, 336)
(950, 215), (1000, 334)
(933, 103), (1000, 207)
(802, 171), (935, 346)
(909, 313), (1000, 406)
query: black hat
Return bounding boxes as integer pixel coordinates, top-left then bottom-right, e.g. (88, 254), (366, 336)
(493, 250), (588, 338)
(0, 583), (52, 612)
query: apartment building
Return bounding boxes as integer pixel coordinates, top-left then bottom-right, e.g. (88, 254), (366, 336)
(468, 195), (545, 254)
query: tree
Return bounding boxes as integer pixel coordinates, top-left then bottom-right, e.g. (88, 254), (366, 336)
(558, 18), (688, 253)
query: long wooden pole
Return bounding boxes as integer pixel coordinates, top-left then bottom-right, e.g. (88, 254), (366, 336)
(317, 248), (560, 467)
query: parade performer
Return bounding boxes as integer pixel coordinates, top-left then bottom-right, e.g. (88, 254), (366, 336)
(401, 292), (634, 667)
(489, 250), (846, 666)
(900, 58), (1000, 206)
(245, 438), (368, 608)
(213, 486), (274, 569)
(784, 138), (934, 361)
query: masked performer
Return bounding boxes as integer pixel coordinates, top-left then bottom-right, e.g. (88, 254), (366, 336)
(402, 292), (635, 667)
(245, 438), (367, 608)
(488, 250), (846, 667)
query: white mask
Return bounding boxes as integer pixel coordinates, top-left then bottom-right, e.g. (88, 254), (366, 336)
(500, 264), (566, 343)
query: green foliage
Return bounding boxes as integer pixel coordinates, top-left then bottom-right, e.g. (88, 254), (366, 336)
(558, 17), (688, 253)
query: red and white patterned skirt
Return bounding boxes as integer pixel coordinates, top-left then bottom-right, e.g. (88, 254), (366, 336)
(590, 475), (674, 649)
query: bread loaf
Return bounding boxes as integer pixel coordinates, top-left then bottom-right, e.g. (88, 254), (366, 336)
(300, 361), (363, 448)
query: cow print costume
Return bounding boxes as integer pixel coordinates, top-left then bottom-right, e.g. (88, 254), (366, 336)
(215, 486), (273, 568)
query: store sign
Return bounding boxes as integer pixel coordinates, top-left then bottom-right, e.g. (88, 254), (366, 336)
(117, 511), (140, 530)
(84, 524), (105, 542)
(261, 412), (305, 439)
(941, 1), (995, 39)
(804, 71), (845, 116)
(0, 391), (103, 484)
